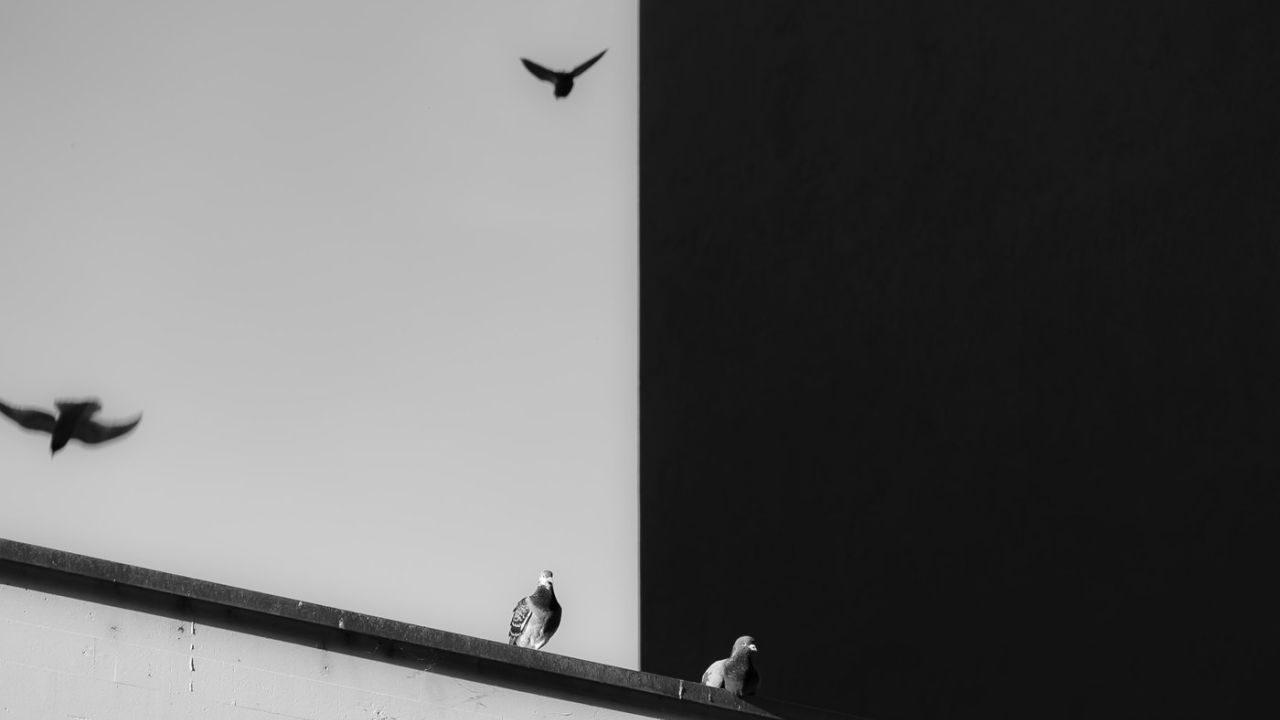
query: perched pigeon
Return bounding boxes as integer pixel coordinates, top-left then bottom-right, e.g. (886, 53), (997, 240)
(701, 635), (759, 697)
(521, 49), (607, 99)
(508, 570), (562, 649)
(0, 397), (142, 457)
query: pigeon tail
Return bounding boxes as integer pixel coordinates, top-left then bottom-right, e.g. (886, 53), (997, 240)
(55, 398), (102, 414)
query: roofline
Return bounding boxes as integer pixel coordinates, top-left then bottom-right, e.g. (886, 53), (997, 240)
(0, 537), (777, 719)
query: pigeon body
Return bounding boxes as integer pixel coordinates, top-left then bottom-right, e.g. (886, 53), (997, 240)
(508, 570), (562, 649)
(702, 635), (759, 697)
(0, 397), (142, 456)
(521, 49), (607, 98)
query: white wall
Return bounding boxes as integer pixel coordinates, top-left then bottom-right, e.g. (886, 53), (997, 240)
(0, 0), (638, 669)
(0, 582), (655, 719)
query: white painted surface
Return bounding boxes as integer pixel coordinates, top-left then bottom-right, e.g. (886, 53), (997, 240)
(0, 0), (639, 670)
(0, 583), (656, 720)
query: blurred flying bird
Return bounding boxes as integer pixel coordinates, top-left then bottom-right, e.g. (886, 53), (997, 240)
(508, 570), (562, 649)
(521, 49), (607, 98)
(0, 397), (142, 457)
(701, 635), (759, 697)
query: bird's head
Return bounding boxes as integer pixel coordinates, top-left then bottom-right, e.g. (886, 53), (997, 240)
(733, 636), (757, 654)
(538, 570), (554, 588)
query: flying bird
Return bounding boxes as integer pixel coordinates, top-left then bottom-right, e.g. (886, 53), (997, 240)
(508, 570), (562, 649)
(521, 49), (607, 99)
(701, 635), (759, 697)
(0, 397), (142, 457)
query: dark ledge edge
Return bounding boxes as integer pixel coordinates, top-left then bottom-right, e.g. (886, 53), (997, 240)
(0, 537), (777, 719)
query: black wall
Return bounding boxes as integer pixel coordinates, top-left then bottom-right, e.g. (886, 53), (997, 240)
(639, 2), (1279, 718)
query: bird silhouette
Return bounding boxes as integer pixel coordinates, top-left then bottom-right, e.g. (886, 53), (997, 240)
(508, 570), (562, 649)
(0, 397), (142, 457)
(521, 49), (607, 99)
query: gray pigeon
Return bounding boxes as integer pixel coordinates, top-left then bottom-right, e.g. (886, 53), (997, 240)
(0, 397), (142, 456)
(508, 570), (562, 649)
(701, 635), (759, 697)
(521, 49), (607, 99)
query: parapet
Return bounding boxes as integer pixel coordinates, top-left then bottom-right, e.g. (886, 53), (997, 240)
(0, 537), (781, 719)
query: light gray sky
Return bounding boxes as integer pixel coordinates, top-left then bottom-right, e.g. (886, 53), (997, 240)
(0, 0), (637, 668)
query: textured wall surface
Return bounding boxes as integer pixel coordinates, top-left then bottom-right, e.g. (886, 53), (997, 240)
(0, 582), (654, 720)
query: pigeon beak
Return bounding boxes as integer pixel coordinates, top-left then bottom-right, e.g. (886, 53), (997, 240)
(748, 644), (758, 652)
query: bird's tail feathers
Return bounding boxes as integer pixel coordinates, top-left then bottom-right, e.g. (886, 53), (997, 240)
(55, 398), (101, 413)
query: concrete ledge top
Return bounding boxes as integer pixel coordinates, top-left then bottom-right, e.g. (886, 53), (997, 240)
(0, 537), (778, 719)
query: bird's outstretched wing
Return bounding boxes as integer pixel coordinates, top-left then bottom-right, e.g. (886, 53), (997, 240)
(521, 58), (558, 83)
(0, 399), (56, 434)
(508, 596), (532, 644)
(571, 49), (607, 77)
(72, 414), (142, 444)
